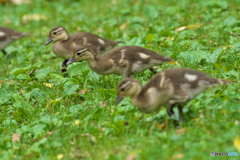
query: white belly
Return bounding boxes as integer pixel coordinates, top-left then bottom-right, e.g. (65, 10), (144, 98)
(0, 37), (13, 50)
(132, 60), (158, 73)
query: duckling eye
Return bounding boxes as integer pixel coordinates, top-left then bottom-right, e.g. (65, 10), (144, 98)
(121, 88), (125, 91)
(77, 52), (81, 55)
(53, 32), (57, 35)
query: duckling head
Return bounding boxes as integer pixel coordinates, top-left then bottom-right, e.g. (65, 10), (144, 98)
(115, 78), (142, 105)
(45, 26), (68, 45)
(66, 46), (93, 65)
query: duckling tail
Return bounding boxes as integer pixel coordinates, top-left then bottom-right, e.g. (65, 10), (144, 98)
(21, 33), (31, 37)
(218, 79), (232, 85)
(115, 41), (124, 44)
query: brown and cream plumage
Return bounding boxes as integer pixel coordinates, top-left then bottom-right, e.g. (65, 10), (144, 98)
(0, 26), (30, 56)
(67, 45), (174, 77)
(44, 26), (123, 68)
(115, 68), (232, 122)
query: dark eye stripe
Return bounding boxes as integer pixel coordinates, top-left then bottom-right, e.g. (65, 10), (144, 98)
(78, 50), (87, 54)
(53, 29), (63, 35)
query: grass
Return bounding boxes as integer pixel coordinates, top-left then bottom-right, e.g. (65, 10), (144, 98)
(0, 0), (240, 159)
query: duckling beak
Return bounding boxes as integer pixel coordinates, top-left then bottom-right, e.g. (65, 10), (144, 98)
(66, 58), (76, 65)
(115, 95), (124, 105)
(45, 37), (53, 45)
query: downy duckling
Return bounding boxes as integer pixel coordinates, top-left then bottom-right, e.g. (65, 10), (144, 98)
(66, 45), (174, 77)
(0, 26), (30, 56)
(115, 68), (232, 122)
(45, 26), (123, 68)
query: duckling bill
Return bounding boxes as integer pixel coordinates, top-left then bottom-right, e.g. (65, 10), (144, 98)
(115, 68), (232, 122)
(67, 45), (174, 77)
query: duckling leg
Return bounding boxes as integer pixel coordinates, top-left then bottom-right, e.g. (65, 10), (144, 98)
(149, 67), (157, 74)
(123, 66), (132, 78)
(177, 105), (183, 123)
(167, 105), (175, 116)
(61, 59), (69, 67)
(1, 49), (7, 56)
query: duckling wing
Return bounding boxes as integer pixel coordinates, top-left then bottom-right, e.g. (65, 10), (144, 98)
(70, 32), (121, 53)
(164, 68), (226, 100)
(0, 27), (29, 40)
(0, 30), (8, 41)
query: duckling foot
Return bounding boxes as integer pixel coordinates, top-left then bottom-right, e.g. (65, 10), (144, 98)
(177, 105), (183, 123)
(61, 59), (69, 67)
(60, 68), (67, 72)
(167, 105), (175, 116)
(1, 49), (7, 56)
(2, 50), (10, 58)
(149, 67), (158, 74)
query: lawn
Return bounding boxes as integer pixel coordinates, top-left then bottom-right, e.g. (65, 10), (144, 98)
(0, 0), (240, 159)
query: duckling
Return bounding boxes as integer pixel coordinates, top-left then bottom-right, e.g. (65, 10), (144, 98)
(115, 68), (232, 122)
(45, 26), (123, 68)
(66, 45), (174, 77)
(0, 26), (30, 56)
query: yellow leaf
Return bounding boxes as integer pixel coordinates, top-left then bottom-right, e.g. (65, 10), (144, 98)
(57, 154), (64, 160)
(221, 110), (228, 114)
(186, 24), (202, 29)
(175, 24), (202, 33)
(168, 61), (179, 65)
(156, 123), (165, 130)
(175, 26), (187, 33)
(167, 37), (174, 41)
(120, 22), (128, 30)
(223, 46), (227, 50)
(172, 153), (184, 159)
(74, 120), (80, 126)
(55, 112), (60, 115)
(11, 0), (30, 5)
(43, 83), (53, 88)
(233, 136), (240, 152)
(22, 14), (48, 22)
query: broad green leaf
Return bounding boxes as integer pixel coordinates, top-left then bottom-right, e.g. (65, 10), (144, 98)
(226, 70), (239, 78)
(90, 70), (101, 80)
(16, 74), (31, 80)
(67, 61), (89, 76)
(32, 124), (46, 135)
(206, 48), (222, 63)
(223, 16), (236, 28)
(69, 105), (83, 114)
(62, 78), (79, 87)
(12, 65), (31, 76)
(0, 86), (18, 104)
(212, 63), (228, 72)
(128, 37), (142, 46)
(40, 115), (52, 124)
(129, 16), (143, 24)
(144, 5), (158, 20)
(179, 50), (209, 63)
(232, 42), (240, 51)
(31, 88), (47, 100)
(49, 73), (64, 82)
(204, 1), (228, 9)
(63, 84), (79, 96)
(146, 34), (155, 42)
(35, 67), (52, 79)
